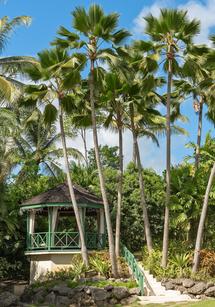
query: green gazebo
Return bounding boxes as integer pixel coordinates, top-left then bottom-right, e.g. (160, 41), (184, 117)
(20, 182), (106, 282)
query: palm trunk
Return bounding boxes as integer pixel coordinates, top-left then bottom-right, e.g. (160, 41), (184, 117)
(132, 139), (137, 166)
(161, 47), (173, 267)
(115, 122), (123, 258)
(195, 97), (203, 170)
(130, 104), (153, 252)
(59, 105), (88, 266)
(89, 58), (118, 277)
(192, 162), (215, 273)
(81, 128), (88, 166)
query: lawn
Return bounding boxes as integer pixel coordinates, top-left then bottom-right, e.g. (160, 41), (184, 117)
(128, 300), (215, 307)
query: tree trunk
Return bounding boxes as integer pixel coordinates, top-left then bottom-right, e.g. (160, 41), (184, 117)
(195, 97), (203, 170)
(115, 123), (123, 258)
(81, 128), (88, 166)
(89, 59), (118, 277)
(132, 139), (137, 166)
(161, 47), (173, 268)
(130, 104), (153, 252)
(59, 105), (89, 266)
(192, 162), (215, 273)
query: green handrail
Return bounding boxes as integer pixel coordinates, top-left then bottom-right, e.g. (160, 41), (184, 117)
(121, 244), (144, 296)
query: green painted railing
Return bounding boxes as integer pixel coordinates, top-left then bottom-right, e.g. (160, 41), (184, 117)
(121, 244), (144, 296)
(27, 232), (107, 251)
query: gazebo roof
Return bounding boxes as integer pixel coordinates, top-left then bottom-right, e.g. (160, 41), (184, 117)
(20, 182), (103, 210)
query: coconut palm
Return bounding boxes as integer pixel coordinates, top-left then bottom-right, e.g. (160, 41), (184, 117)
(23, 48), (89, 265)
(144, 9), (200, 266)
(53, 4), (130, 276)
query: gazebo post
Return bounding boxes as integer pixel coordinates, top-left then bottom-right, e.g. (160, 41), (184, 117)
(29, 210), (36, 234)
(51, 207), (58, 247)
(27, 210), (35, 250)
(48, 207), (52, 251)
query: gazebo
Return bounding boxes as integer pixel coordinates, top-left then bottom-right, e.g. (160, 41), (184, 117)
(20, 182), (106, 282)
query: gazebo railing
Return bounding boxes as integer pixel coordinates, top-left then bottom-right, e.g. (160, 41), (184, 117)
(27, 232), (107, 251)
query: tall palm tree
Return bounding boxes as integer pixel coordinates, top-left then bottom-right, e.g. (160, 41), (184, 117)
(144, 9), (200, 266)
(101, 72), (126, 258)
(53, 4), (130, 276)
(23, 48), (89, 265)
(126, 79), (166, 252)
(192, 41), (215, 272)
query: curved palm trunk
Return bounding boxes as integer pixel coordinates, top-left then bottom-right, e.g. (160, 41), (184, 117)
(59, 105), (89, 266)
(192, 162), (215, 273)
(161, 48), (173, 268)
(130, 105), (153, 252)
(89, 59), (118, 277)
(115, 123), (123, 258)
(195, 97), (203, 170)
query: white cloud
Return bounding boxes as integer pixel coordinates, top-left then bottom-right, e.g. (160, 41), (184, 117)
(133, 0), (215, 44)
(179, 0), (215, 44)
(133, 0), (170, 36)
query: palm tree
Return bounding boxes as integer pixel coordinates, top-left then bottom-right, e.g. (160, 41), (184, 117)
(23, 48), (89, 265)
(53, 4), (130, 276)
(101, 72), (126, 258)
(192, 41), (215, 272)
(192, 145), (215, 272)
(144, 9), (200, 266)
(126, 79), (166, 252)
(174, 45), (211, 170)
(16, 109), (83, 179)
(0, 15), (37, 103)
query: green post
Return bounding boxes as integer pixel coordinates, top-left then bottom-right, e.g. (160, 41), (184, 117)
(26, 211), (30, 250)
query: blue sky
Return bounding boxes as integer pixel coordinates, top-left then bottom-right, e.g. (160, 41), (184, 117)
(2, 0), (215, 173)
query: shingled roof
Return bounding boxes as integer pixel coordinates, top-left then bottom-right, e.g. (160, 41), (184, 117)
(21, 182), (103, 207)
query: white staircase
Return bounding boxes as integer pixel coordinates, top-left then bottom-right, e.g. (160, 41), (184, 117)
(138, 264), (197, 304)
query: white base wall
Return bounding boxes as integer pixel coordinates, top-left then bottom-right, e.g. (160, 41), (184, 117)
(29, 252), (81, 283)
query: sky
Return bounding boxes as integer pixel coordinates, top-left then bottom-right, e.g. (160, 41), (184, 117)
(2, 0), (215, 173)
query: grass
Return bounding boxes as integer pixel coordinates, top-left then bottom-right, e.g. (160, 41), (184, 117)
(67, 279), (137, 289)
(126, 300), (215, 307)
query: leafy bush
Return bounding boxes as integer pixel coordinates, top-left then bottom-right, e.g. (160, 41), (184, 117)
(142, 247), (192, 279)
(46, 256), (87, 281)
(169, 253), (192, 277)
(90, 256), (111, 278)
(199, 249), (215, 276)
(0, 257), (24, 280)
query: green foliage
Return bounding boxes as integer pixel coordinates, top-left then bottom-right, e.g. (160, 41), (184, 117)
(142, 247), (192, 279)
(90, 256), (111, 278)
(169, 253), (192, 277)
(0, 257), (24, 280)
(121, 163), (165, 251)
